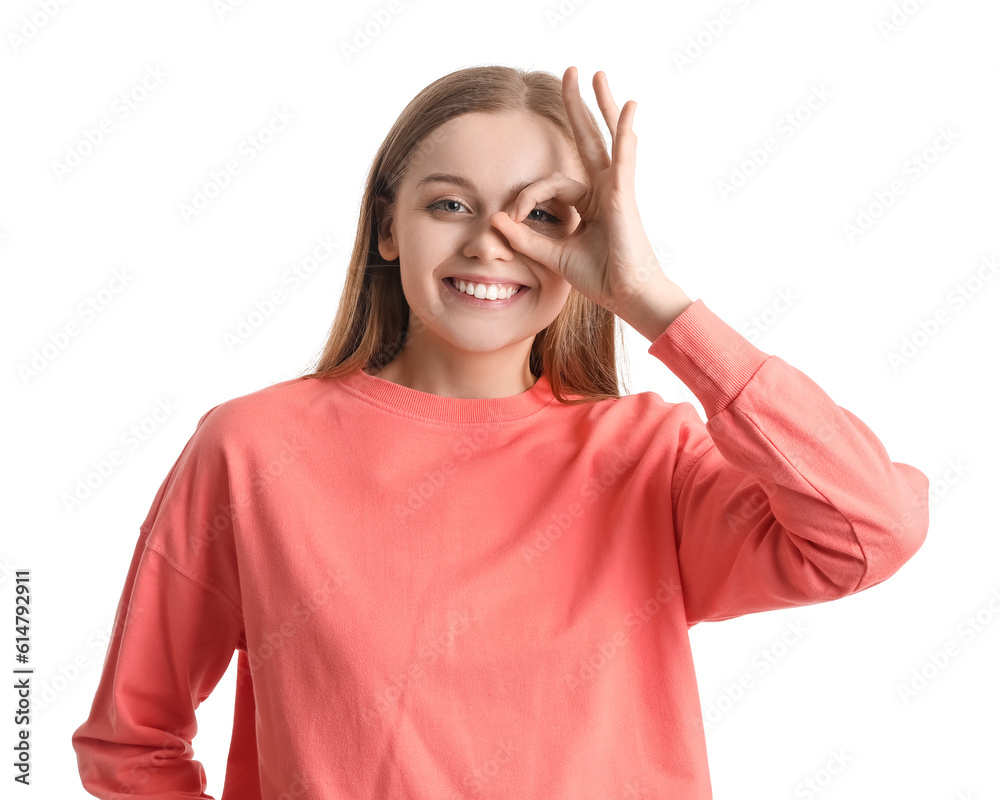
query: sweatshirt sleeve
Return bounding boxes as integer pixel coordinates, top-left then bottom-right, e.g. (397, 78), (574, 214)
(648, 299), (930, 626)
(72, 406), (247, 798)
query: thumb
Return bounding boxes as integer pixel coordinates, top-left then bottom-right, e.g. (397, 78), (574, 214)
(491, 212), (561, 273)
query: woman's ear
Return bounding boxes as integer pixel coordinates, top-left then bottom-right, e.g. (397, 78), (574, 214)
(374, 195), (399, 262)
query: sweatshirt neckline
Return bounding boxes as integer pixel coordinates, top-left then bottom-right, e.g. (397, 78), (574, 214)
(337, 368), (556, 424)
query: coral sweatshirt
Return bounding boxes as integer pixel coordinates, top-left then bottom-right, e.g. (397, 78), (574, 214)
(72, 299), (929, 799)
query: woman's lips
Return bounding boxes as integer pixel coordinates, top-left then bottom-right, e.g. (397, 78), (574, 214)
(443, 277), (529, 308)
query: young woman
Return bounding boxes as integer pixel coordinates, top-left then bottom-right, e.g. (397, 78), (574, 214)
(72, 64), (930, 799)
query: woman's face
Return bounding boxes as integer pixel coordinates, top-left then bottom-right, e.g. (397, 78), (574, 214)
(376, 109), (586, 360)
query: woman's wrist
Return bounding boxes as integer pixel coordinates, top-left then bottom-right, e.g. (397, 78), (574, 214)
(620, 276), (694, 342)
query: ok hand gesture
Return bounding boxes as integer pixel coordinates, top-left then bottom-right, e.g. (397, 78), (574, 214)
(489, 66), (691, 338)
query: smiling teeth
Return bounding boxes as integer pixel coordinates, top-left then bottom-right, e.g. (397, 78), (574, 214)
(451, 278), (521, 300)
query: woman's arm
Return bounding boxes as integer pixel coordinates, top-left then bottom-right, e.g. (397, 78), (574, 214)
(651, 300), (930, 625)
(72, 534), (245, 797)
(72, 408), (248, 797)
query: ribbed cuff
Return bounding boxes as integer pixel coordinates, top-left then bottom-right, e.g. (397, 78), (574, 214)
(647, 299), (771, 418)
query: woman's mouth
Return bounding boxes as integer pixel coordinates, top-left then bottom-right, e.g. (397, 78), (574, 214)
(443, 277), (529, 308)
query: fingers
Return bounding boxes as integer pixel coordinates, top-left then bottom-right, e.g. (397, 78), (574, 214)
(489, 211), (561, 274)
(589, 71), (638, 192)
(592, 71), (621, 146)
(562, 66), (611, 175)
(509, 172), (589, 224)
(612, 100), (638, 190)
(562, 67), (636, 190)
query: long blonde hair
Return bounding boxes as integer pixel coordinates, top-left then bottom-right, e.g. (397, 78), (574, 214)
(300, 64), (631, 404)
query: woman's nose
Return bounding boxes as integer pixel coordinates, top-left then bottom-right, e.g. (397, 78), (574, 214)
(462, 213), (516, 261)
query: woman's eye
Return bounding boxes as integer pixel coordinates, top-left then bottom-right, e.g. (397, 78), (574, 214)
(428, 199), (468, 213)
(428, 199), (561, 224)
(526, 208), (561, 224)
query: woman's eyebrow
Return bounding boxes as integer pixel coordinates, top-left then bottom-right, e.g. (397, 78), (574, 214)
(416, 173), (541, 198)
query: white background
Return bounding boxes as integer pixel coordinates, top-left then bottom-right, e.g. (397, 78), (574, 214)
(3, 0), (998, 797)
